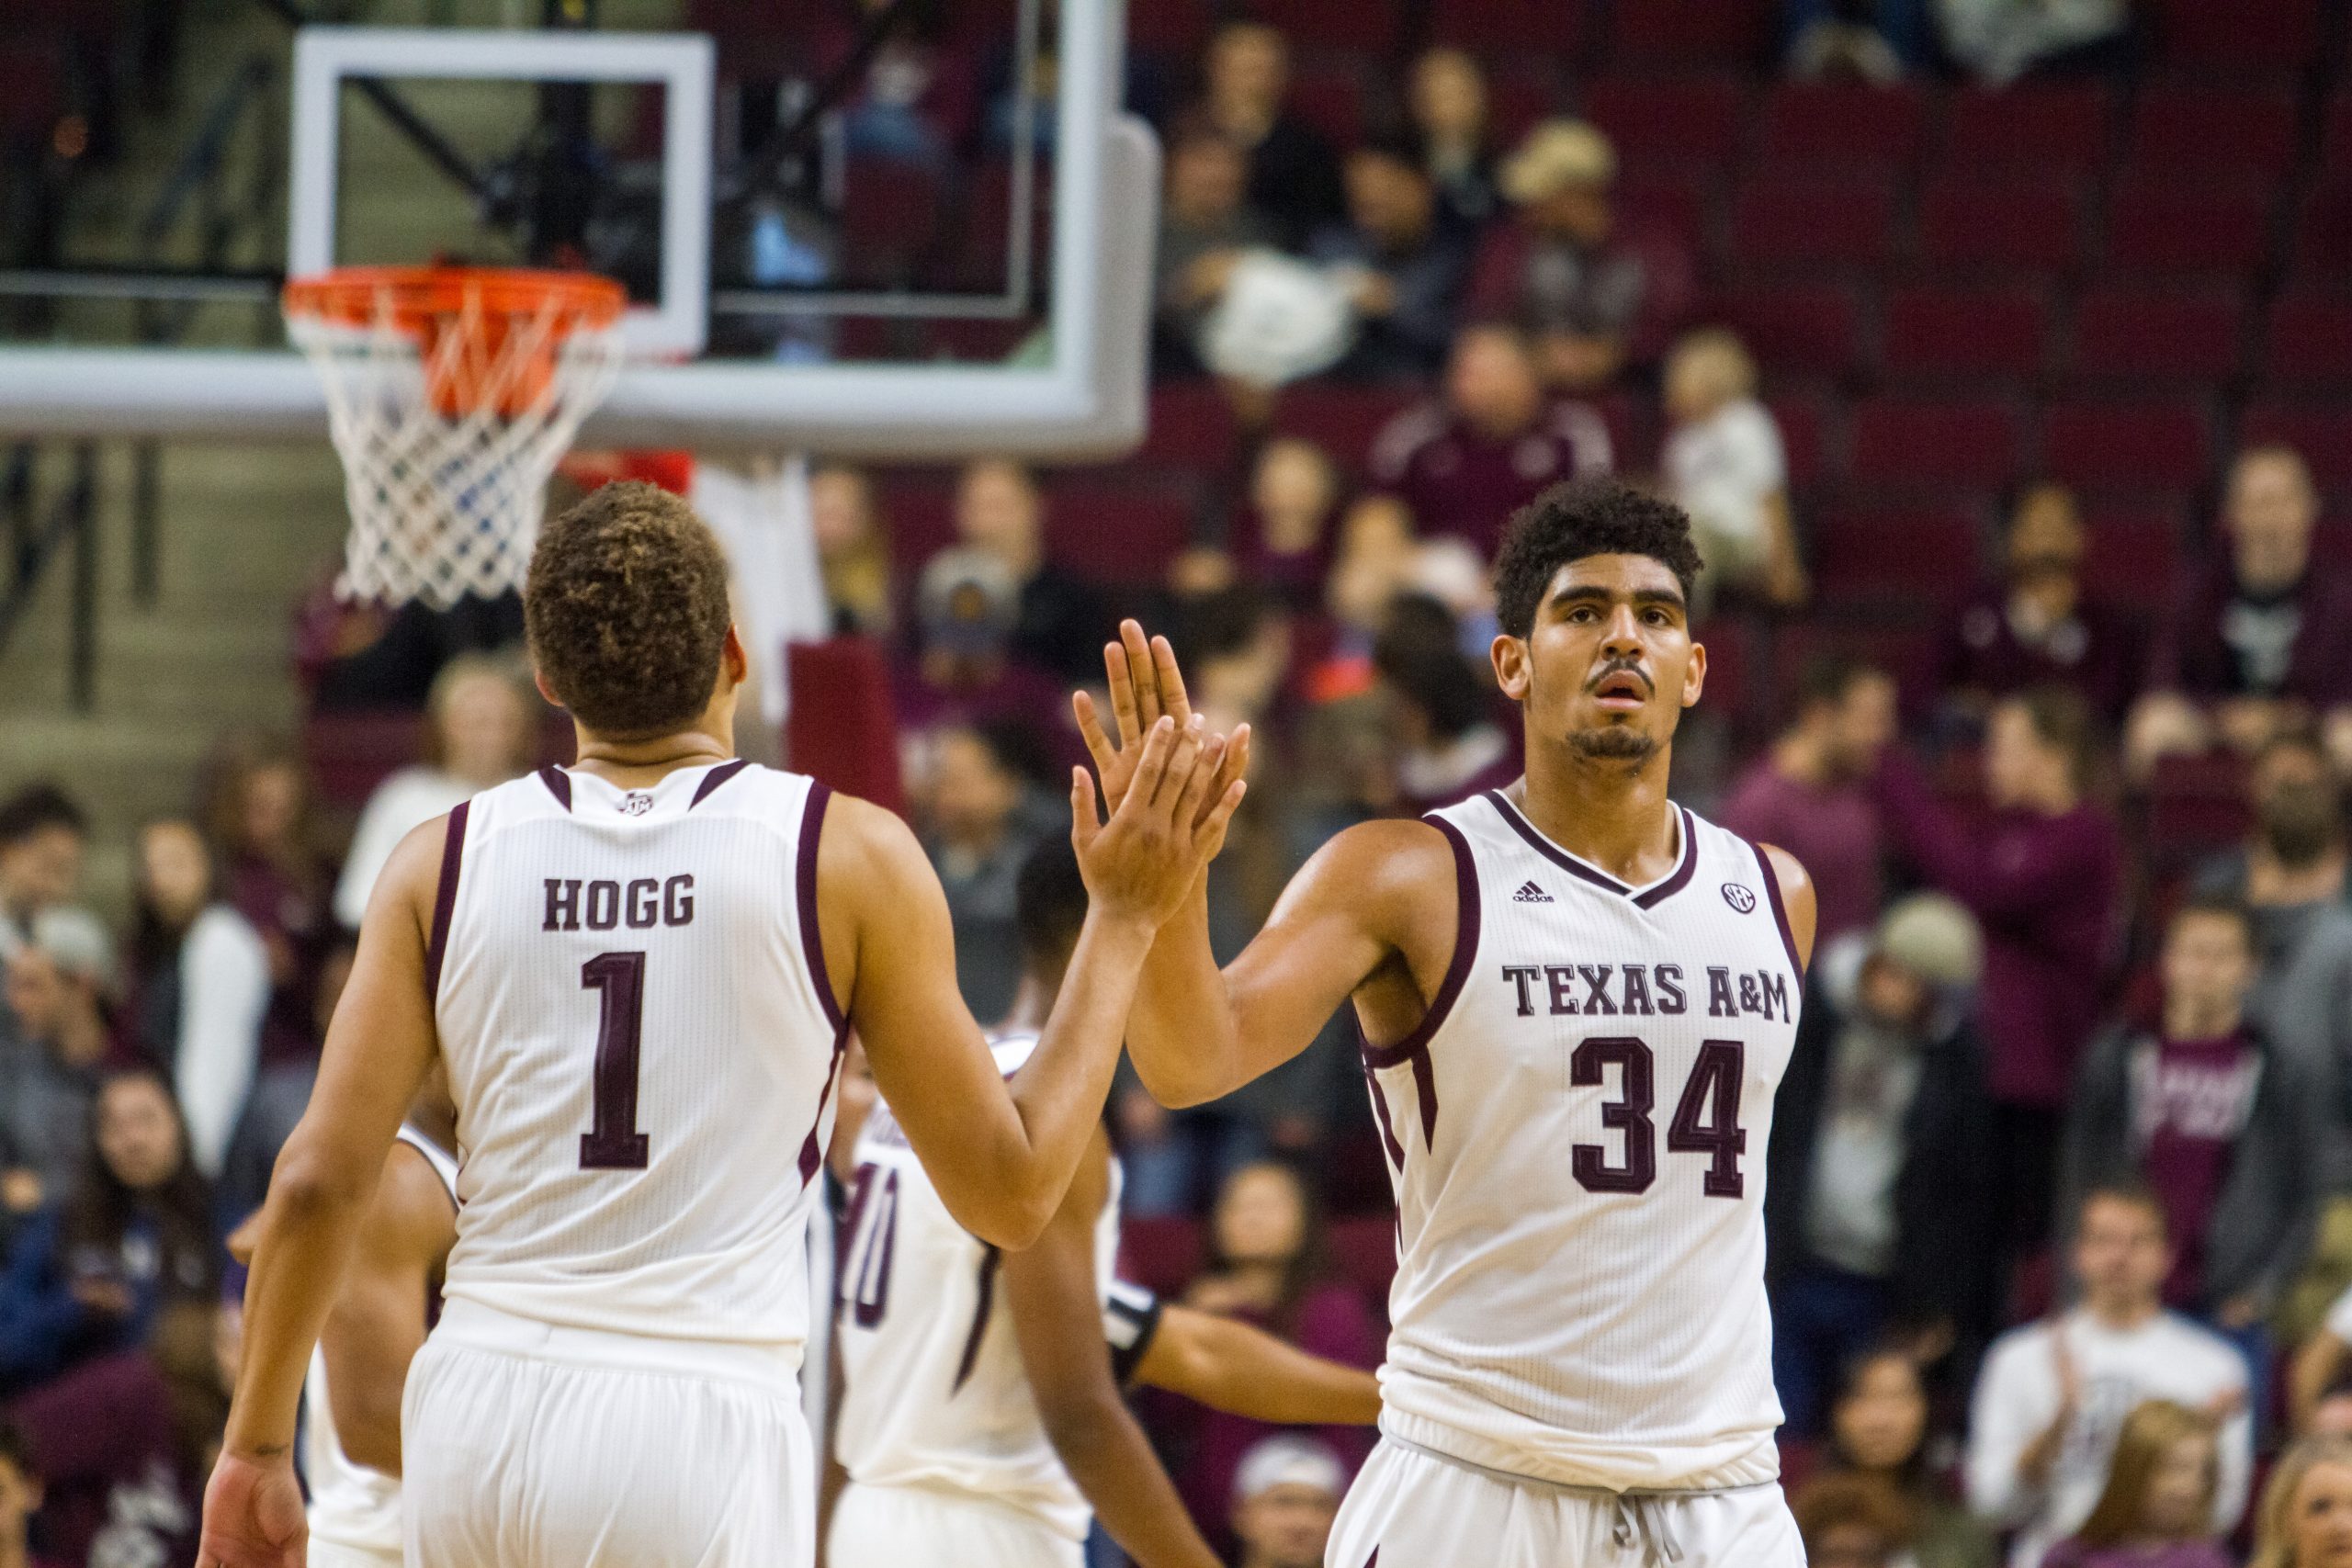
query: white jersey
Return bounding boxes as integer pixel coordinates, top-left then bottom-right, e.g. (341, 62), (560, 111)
(832, 1032), (1124, 1543)
(431, 761), (848, 1349)
(304, 1126), (459, 1559)
(1369, 791), (1804, 1493)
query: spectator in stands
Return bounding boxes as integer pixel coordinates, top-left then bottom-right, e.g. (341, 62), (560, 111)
(1722, 656), (1896, 945)
(214, 935), (351, 1228)
(1372, 596), (1514, 816)
(1769, 895), (1996, 1432)
(896, 547), (1071, 753)
(119, 821), (267, 1186)
(1871, 687), (2123, 1294)
(296, 579), (526, 713)
(1229, 1436), (1343, 1568)
(2062, 897), (2319, 1343)
(202, 735), (328, 1068)
(1469, 120), (1645, 394)
(2248, 1434), (2352, 1568)
(1154, 129), (1281, 379)
(1190, 21), (1344, 249)
(821, 0), (971, 172)
(0, 1417), (64, 1568)
(0, 915), (113, 1220)
(1785, 0), (1932, 80)
(2295, 1286), (2352, 1436)
(1662, 328), (1806, 611)
(2308, 1376), (2352, 1438)
(1810, 1348), (2000, 1568)
(6, 1348), (199, 1568)
(2130, 447), (2352, 782)
(1966, 1184), (2252, 1568)
(0, 1068), (216, 1395)
(1935, 0), (2132, 85)
(1406, 48), (1498, 236)
(332, 657), (534, 931)
(1174, 438), (1342, 613)
(953, 458), (1106, 684)
(1176, 1160), (1380, 1545)
(1793, 1472), (1916, 1568)
(1306, 133), (1471, 383)
(1368, 323), (1611, 558)
(2041, 1399), (2232, 1568)
(0, 786), (87, 965)
(1941, 484), (2142, 729)
(915, 722), (1050, 1023)
(810, 463), (895, 637)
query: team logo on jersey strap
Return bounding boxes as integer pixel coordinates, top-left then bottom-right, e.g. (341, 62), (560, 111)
(1511, 880), (1553, 904)
(1721, 882), (1758, 913)
(621, 792), (654, 817)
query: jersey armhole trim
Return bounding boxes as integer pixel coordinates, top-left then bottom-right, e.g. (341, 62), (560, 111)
(536, 765), (571, 811)
(689, 758), (752, 809)
(1360, 814), (1481, 1070)
(423, 801), (469, 1004)
(797, 780), (848, 1034)
(1751, 840), (1806, 983)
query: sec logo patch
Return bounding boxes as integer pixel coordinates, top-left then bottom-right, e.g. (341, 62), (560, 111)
(1722, 882), (1757, 914)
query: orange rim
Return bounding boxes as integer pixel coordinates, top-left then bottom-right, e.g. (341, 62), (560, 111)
(282, 265), (628, 334)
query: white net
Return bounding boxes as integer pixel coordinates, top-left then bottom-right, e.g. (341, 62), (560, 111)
(287, 275), (626, 609)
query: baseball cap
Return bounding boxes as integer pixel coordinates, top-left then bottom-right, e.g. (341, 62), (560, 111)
(1873, 893), (1983, 990)
(1498, 119), (1617, 204)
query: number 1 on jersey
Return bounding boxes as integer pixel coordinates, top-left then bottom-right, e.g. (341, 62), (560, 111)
(579, 952), (650, 1170)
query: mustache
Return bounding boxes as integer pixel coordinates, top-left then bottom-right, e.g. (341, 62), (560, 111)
(1587, 659), (1654, 695)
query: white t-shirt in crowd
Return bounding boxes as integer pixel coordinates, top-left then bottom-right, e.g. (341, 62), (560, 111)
(1664, 398), (1785, 577)
(333, 767), (478, 930)
(173, 905), (272, 1179)
(1965, 1307), (2252, 1568)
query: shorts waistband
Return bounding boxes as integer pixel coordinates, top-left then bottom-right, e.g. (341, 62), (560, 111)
(1385, 1434), (1780, 1502)
(433, 1297), (803, 1396)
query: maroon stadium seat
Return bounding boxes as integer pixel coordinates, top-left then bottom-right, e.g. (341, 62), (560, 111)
(1726, 178), (1898, 271)
(1879, 284), (2051, 385)
(1044, 483), (1196, 585)
(874, 472), (960, 580)
(2080, 503), (2187, 611)
(1616, 171), (1716, 256)
(1611, 0), (1774, 68)
(840, 159), (945, 285)
(1581, 74), (1749, 173)
(1127, 0), (1211, 55)
(1765, 391), (1833, 494)
(2122, 85), (2299, 181)
(1327, 1215), (1401, 1308)
(1246, 0), (1401, 55)
(2146, 0), (2320, 74)
(1756, 82), (1928, 175)
(1485, 67), (1562, 146)
(2323, 94), (2352, 175)
(2240, 401), (2352, 500)
(1139, 382), (1242, 473)
(305, 712), (428, 808)
(2100, 181), (2274, 278)
(2262, 293), (2352, 393)
(1846, 397), (2026, 491)
(2040, 400), (2213, 494)
(2067, 286), (2246, 386)
(1937, 84), (2114, 179)
(1287, 60), (1365, 147)
(1116, 1215), (1204, 1299)
(1592, 389), (1662, 473)
(1810, 506), (1985, 613)
(2290, 182), (2352, 281)
(1718, 281), (1867, 381)
(2146, 756), (2253, 868)
(1916, 180), (2084, 277)
(1430, 0), (1591, 59)
(1272, 382), (1423, 476)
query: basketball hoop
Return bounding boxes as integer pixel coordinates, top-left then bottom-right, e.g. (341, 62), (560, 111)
(283, 265), (628, 609)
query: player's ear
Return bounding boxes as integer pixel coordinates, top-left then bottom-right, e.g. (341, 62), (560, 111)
(1681, 640), (1706, 709)
(532, 665), (564, 712)
(720, 624), (750, 687)
(1491, 634), (1531, 702)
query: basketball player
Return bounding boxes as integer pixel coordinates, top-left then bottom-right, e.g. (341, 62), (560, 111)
(830, 840), (1379, 1568)
(198, 481), (1245, 1568)
(1076, 480), (1817, 1566)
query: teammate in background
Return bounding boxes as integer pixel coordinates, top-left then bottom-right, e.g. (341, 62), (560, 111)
(1078, 479), (1817, 1566)
(223, 1103), (458, 1568)
(198, 482), (1244, 1568)
(830, 840), (1378, 1568)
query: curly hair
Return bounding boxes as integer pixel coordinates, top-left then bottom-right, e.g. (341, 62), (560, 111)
(525, 481), (733, 739)
(1492, 480), (1703, 639)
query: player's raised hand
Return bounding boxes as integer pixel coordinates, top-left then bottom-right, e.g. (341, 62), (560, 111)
(1072, 618), (1250, 819)
(197, 1450), (308, 1568)
(1070, 715), (1245, 930)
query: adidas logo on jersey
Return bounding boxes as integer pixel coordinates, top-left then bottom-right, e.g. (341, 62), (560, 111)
(1511, 880), (1553, 903)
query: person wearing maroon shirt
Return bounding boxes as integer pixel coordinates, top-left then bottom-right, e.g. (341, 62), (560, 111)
(2059, 897), (2320, 1335)
(2128, 446), (2352, 781)
(0, 1418), (70, 1568)
(1938, 484), (2143, 727)
(1366, 322), (1611, 559)
(1871, 685), (2123, 1302)
(8, 1352), (197, 1568)
(1721, 656), (1898, 946)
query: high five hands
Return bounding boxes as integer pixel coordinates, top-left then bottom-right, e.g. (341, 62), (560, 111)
(1073, 620), (1252, 821)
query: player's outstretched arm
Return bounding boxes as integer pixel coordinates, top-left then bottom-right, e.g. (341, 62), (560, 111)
(1004, 1130), (1222, 1568)
(199, 819), (447, 1568)
(1136, 1303), (1382, 1427)
(314, 1142), (455, 1474)
(830, 716), (1243, 1250)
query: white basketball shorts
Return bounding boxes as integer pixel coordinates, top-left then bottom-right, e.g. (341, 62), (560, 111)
(827, 1482), (1084, 1568)
(401, 1300), (815, 1568)
(1325, 1438), (1805, 1568)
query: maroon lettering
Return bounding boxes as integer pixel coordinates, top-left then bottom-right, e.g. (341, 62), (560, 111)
(578, 951), (650, 1169)
(1759, 970), (1791, 1022)
(1577, 965), (1618, 1014)
(584, 879), (620, 931)
(1620, 966), (1655, 1016)
(663, 874), (695, 925)
(625, 877), (662, 929)
(1570, 1037), (1655, 1193)
(542, 878), (582, 931)
(1667, 1041), (1747, 1198)
(848, 1166), (900, 1327)
(1656, 964), (1687, 1014)
(1706, 965), (1738, 1018)
(1501, 965), (1542, 1017)
(1737, 973), (1763, 1015)
(1544, 964), (1580, 1015)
